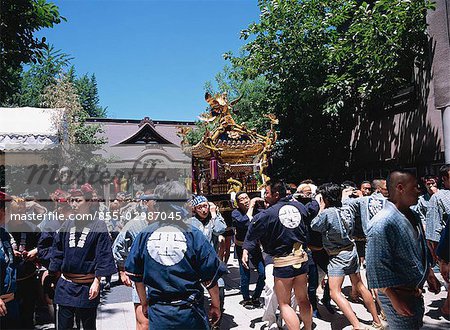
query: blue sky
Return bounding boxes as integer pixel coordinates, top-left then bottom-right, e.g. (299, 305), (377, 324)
(37, 0), (260, 121)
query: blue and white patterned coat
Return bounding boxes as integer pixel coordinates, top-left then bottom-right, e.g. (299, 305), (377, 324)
(367, 201), (428, 290)
(310, 205), (355, 254)
(366, 201), (430, 329)
(344, 194), (386, 238)
(425, 189), (450, 242)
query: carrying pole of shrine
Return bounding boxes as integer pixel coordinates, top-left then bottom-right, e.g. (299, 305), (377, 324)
(428, 0), (450, 163)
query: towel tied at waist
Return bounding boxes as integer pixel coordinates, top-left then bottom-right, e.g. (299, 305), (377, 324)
(273, 243), (308, 268)
(61, 273), (96, 284)
(0, 293), (14, 303)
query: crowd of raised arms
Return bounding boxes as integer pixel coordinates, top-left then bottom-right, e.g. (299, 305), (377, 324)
(0, 165), (449, 330)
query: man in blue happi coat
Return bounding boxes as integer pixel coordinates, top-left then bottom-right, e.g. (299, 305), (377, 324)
(412, 175), (438, 224)
(367, 170), (442, 329)
(7, 196), (43, 329)
(112, 193), (157, 330)
(232, 191), (265, 309)
(243, 180), (313, 330)
(0, 192), (19, 329)
(185, 194), (227, 317)
(49, 184), (117, 330)
(425, 164), (450, 317)
(343, 180), (388, 268)
(125, 181), (227, 330)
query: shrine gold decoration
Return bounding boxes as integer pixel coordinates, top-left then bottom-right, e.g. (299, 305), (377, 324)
(178, 92), (277, 186)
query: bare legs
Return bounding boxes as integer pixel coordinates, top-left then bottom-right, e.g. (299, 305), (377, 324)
(293, 274), (313, 330)
(274, 274), (312, 330)
(134, 303), (149, 330)
(329, 273), (381, 329)
(349, 273), (381, 324)
(329, 276), (361, 328)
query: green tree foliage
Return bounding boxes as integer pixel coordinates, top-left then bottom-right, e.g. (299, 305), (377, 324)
(36, 74), (107, 177)
(7, 45), (107, 118)
(41, 74), (105, 145)
(0, 0), (65, 103)
(14, 45), (72, 107)
(224, 0), (433, 181)
(184, 121), (211, 145)
(210, 65), (272, 133)
(188, 65), (271, 145)
(2, 43), (106, 146)
(74, 73), (107, 117)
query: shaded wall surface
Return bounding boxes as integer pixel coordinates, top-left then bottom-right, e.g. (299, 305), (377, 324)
(349, 3), (450, 179)
(350, 77), (444, 178)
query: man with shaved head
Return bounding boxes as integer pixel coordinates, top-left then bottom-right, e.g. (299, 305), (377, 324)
(366, 170), (441, 329)
(372, 178), (389, 198)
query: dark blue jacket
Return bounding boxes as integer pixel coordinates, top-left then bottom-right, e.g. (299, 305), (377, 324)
(49, 219), (116, 308)
(125, 220), (227, 329)
(243, 197), (312, 257)
(0, 227), (16, 296)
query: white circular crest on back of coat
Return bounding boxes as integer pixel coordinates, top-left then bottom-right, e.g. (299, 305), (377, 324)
(147, 225), (187, 266)
(278, 205), (302, 229)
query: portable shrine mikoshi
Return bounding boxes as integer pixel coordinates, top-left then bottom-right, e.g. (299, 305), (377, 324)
(177, 92), (278, 214)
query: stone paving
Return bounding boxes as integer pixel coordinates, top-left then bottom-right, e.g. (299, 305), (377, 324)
(94, 251), (450, 330)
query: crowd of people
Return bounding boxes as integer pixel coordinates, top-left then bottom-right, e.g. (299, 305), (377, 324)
(0, 165), (449, 330)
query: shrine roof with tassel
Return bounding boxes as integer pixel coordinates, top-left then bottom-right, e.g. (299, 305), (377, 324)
(181, 92), (277, 163)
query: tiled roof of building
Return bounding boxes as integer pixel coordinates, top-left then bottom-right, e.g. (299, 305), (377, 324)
(87, 117), (195, 146)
